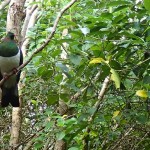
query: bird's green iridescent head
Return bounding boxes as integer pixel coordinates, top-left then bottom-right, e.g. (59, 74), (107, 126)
(0, 32), (18, 57)
(6, 32), (15, 40)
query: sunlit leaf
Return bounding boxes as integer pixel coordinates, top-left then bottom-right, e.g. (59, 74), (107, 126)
(89, 58), (105, 64)
(90, 130), (98, 137)
(80, 27), (90, 35)
(136, 90), (148, 98)
(112, 111), (120, 118)
(31, 100), (37, 105)
(110, 69), (120, 89)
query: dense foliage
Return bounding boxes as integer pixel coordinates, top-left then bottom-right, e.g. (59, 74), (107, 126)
(0, 0), (150, 149)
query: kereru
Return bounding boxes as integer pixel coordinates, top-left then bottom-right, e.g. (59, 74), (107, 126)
(0, 32), (23, 107)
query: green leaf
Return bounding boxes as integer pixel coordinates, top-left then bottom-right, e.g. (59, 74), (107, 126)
(60, 93), (69, 102)
(136, 114), (148, 124)
(119, 31), (144, 43)
(54, 74), (63, 84)
(37, 67), (53, 80)
(82, 43), (93, 51)
(34, 142), (43, 149)
(87, 108), (97, 115)
(113, 14), (126, 24)
(136, 90), (148, 98)
(112, 111), (120, 118)
(68, 147), (79, 150)
(80, 27), (90, 35)
(110, 69), (120, 89)
(69, 54), (82, 65)
(109, 60), (121, 70)
(113, 5), (130, 13)
(45, 122), (53, 130)
(56, 131), (65, 140)
(143, 75), (150, 84)
(47, 93), (59, 105)
(100, 12), (113, 21)
(51, 49), (61, 57)
(99, 65), (110, 81)
(57, 39), (74, 44)
(56, 62), (69, 72)
(89, 58), (105, 64)
(144, 0), (150, 13)
(90, 130), (98, 137)
(31, 100), (37, 105)
(107, 1), (132, 7)
(63, 19), (77, 26)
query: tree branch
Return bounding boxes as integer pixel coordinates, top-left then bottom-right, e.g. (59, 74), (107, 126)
(21, 6), (39, 56)
(21, 4), (38, 38)
(90, 76), (110, 121)
(83, 76), (110, 150)
(0, 0), (10, 10)
(0, 0), (78, 87)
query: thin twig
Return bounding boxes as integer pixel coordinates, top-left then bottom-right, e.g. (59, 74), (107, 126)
(89, 76), (110, 121)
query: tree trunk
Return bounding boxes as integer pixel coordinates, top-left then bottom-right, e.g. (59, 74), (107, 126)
(6, 0), (25, 45)
(7, 0), (25, 148)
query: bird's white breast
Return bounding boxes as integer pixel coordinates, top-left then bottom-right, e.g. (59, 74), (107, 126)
(0, 50), (20, 88)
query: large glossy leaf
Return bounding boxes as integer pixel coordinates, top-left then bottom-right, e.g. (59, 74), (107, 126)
(136, 90), (148, 98)
(110, 68), (121, 89)
(89, 58), (105, 64)
(112, 110), (120, 118)
(69, 54), (82, 65)
(109, 60), (121, 70)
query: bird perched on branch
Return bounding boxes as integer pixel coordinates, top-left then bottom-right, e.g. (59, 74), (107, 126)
(0, 32), (23, 107)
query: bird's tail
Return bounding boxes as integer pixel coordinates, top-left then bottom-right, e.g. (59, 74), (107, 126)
(0, 86), (20, 107)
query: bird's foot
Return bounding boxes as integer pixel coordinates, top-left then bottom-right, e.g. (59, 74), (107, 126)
(3, 72), (9, 80)
(12, 68), (18, 74)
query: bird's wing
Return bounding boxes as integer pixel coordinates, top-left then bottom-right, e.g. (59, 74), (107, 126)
(0, 72), (3, 81)
(17, 48), (23, 83)
(0, 44), (3, 81)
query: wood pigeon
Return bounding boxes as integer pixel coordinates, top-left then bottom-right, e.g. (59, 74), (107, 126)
(0, 32), (23, 107)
